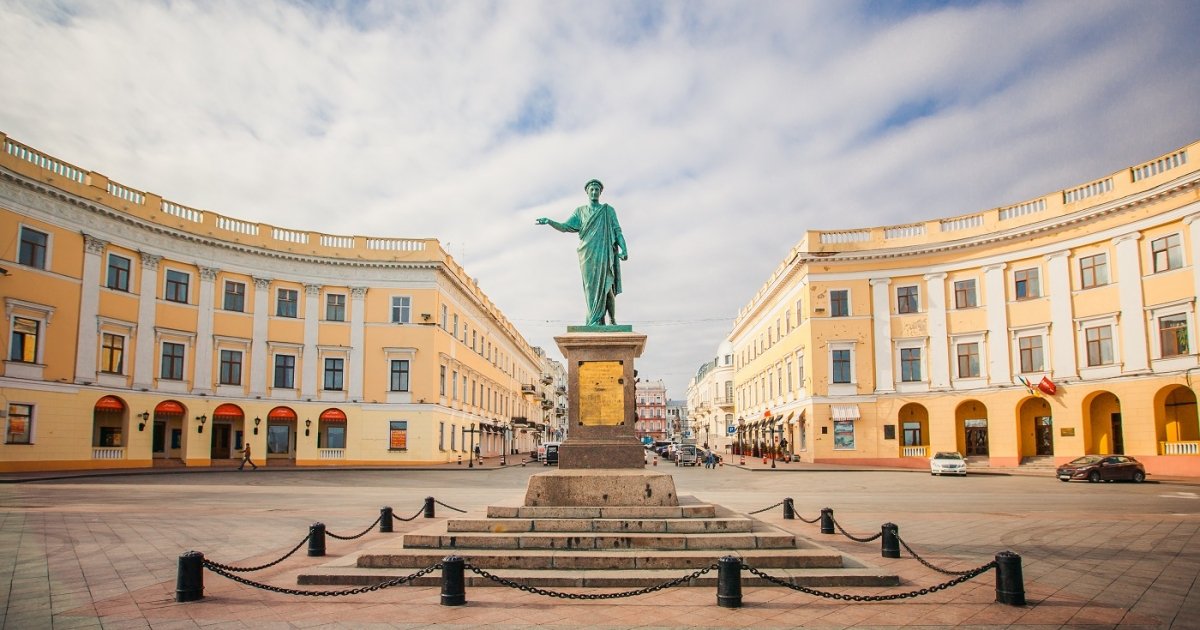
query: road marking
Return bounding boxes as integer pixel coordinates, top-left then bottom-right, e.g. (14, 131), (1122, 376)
(1159, 492), (1198, 499)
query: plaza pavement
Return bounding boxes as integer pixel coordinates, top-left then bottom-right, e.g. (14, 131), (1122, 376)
(1, 458), (1198, 629)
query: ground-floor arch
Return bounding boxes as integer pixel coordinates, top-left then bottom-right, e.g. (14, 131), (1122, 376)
(1017, 396), (1053, 460)
(92, 395), (128, 460)
(897, 402), (929, 457)
(1154, 385), (1199, 455)
(1083, 391), (1124, 455)
(954, 399), (989, 457)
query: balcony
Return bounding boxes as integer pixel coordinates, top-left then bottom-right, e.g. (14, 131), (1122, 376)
(902, 445), (928, 458)
(540, 375), (553, 385)
(1160, 441), (1200, 455)
(520, 384), (537, 396)
(319, 448), (345, 460)
(92, 447), (124, 460)
(715, 396), (735, 409)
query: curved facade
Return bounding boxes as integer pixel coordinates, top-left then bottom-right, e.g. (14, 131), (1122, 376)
(730, 140), (1200, 476)
(0, 132), (553, 471)
(685, 340), (735, 452)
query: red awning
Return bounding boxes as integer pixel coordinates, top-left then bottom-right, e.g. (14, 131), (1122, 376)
(320, 408), (347, 422)
(212, 403), (244, 419)
(94, 395), (125, 412)
(268, 407), (297, 421)
(155, 400), (186, 416)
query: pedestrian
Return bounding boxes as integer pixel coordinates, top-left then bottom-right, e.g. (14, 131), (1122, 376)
(705, 450), (716, 469)
(238, 441), (257, 471)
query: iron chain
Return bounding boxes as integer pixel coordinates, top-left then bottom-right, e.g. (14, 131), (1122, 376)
(796, 513), (821, 524)
(204, 532), (312, 573)
(327, 513), (383, 540)
(465, 562), (717, 599)
(741, 560), (997, 602)
(203, 561), (441, 596)
(833, 519), (883, 543)
(897, 536), (977, 575)
(747, 501), (785, 515)
(394, 506), (428, 522)
(434, 499), (467, 513)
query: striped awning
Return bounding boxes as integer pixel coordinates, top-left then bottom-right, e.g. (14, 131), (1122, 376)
(831, 404), (860, 421)
(154, 400), (185, 416)
(94, 395), (125, 412)
(320, 408), (347, 423)
(268, 406), (297, 421)
(212, 403), (244, 419)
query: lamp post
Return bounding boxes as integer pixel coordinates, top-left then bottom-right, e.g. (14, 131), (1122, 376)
(737, 417), (744, 456)
(464, 423), (479, 468)
(765, 409), (776, 469)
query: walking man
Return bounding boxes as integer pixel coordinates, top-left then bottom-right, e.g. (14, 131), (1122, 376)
(238, 441), (257, 470)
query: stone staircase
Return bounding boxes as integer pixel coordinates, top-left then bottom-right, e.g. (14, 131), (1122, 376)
(298, 497), (899, 588)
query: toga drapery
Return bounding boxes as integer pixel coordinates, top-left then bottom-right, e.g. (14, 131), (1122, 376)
(556, 203), (624, 326)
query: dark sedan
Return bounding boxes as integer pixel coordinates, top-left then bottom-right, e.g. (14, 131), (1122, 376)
(1057, 455), (1147, 483)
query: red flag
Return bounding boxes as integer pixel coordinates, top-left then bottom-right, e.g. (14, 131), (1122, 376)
(1037, 376), (1057, 395)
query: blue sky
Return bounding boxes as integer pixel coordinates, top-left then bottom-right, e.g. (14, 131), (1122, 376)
(2, 0), (1199, 397)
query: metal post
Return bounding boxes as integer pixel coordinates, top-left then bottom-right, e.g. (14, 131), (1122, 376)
(881, 522), (900, 558)
(424, 496), (436, 518)
(716, 555), (743, 608)
(308, 522), (326, 557)
(995, 551), (1026, 606)
(820, 507), (834, 534)
(441, 556), (466, 606)
(380, 506), (394, 533)
(175, 551), (204, 602)
(783, 497), (795, 520)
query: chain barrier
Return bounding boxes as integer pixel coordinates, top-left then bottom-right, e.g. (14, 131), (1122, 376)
(203, 560), (441, 596)
(795, 512), (821, 524)
(747, 501), (785, 515)
(897, 536), (977, 575)
(327, 513), (383, 541)
(394, 505), (429, 522)
(434, 499), (467, 513)
(465, 562), (717, 599)
(204, 533), (312, 573)
(832, 518), (882, 543)
(741, 560), (997, 602)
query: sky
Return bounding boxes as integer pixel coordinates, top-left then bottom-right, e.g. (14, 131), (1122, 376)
(3, 0), (1200, 399)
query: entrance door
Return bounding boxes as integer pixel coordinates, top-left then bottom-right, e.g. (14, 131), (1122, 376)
(211, 423), (231, 459)
(267, 423), (294, 460)
(152, 421), (166, 457)
(964, 419), (988, 456)
(1035, 417), (1054, 456)
(1111, 413), (1124, 454)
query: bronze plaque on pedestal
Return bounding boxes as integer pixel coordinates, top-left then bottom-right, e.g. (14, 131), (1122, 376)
(578, 361), (624, 426)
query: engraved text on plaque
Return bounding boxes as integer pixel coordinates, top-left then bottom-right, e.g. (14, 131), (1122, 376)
(577, 360), (624, 426)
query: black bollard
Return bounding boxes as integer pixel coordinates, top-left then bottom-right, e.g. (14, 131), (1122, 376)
(424, 496), (436, 519)
(820, 507), (834, 534)
(380, 506), (394, 533)
(716, 556), (743, 608)
(308, 522), (326, 557)
(881, 523), (900, 558)
(783, 497), (795, 520)
(175, 550), (205, 602)
(441, 555), (466, 606)
(995, 551), (1026, 606)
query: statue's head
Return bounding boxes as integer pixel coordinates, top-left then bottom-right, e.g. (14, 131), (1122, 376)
(584, 179), (604, 195)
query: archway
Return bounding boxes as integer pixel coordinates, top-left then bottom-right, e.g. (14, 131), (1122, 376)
(954, 400), (989, 457)
(92, 395), (127, 460)
(153, 400), (188, 462)
(267, 406), (297, 461)
(897, 403), (929, 457)
(318, 408), (347, 455)
(1083, 391), (1123, 454)
(1154, 385), (1199, 455)
(210, 403), (244, 460)
(1016, 397), (1052, 461)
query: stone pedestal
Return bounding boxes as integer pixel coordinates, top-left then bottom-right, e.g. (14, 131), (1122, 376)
(523, 469), (678, 507)
(555, 330), (647, 470)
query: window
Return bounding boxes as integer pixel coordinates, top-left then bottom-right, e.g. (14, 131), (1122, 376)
(106, 254), (131, 291)
(165, 270), (190, 303)
(956, 342), (980, 378)
(161, 342), (185, 380)
(954, 279), (977, 309)
(1080, 253), (1108, 289)
(324, 358), (344, 390)
(223, 281), (245, 312)
(274, 354), (296, 389)
(441, 305), (448, 329)
(1014, 268), (1040, 300)
(18, 227), (48, 269)
(900, 348), (922, 382)
(326, 294), (345, 321)
(6, 403), (33, 444)
(1152, 234), (1183, 272)
(1159, 315), (1188, 357)
(903, 422), (922, 446)
(389, 421), (408, 450)
(1086, 325), (1114, 366)
(897, 286), (919, 314)
(795, 298), (804, 324)
(219, 350), (242, 385)
(391, 296), (411, 324)
(1018, 336), (1044, 372)
(452, 314), (459, 337)
(101, 333), (125, 374)
(796, 353), (805, 389)
(833, 420), (855, 450)
(451, 423), (457, 450)
(390, 359), (410, 392)
(324, 425), (346, 449)
(9, 317), (39, 363)
(276, 288), (298, 317)
(440, 366), (447, 396)
(439, 421), (445, 450)
(451, 370), (458, 399)
(832, 349), (851, 383)
(830, 290), (849, 317)
(267, 425), (289, 454)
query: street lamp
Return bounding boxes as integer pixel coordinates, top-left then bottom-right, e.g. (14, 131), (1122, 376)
(765, 409), (776, 469)
(737, 416), (744, 456)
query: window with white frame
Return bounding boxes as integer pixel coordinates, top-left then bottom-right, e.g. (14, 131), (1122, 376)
(830, 290), (849, 317)
(953, 279), (977, 309)
(9, 317), (40, 363)
(1085, 325), (1114, 366)
(223, 281), (245, 312)
(795, 352), (805, 389)
(391, 296), (411, 324)
(326, 293), (346, 321)
(831, 347), (853, 384)
(276, 288), (298, 317)
(1014, 268), (1040, 300)
(390, 359), (410, 392)
(441, 305), (448, 329)
(956, 342), (981, 378)
(273, 354), (296, 389)
(323, 357), (344, 390)
(897, 285), (919, 314)
(18, 226), (48, 269)
(1151, 234), (1184, 273)
(161, 342), (185, 380)
(219, 349), (243, 385)
(164, 269), (190, 304)
(900, 347), (922, 382)
(101, 333), (125, 374)
(1158, 313), (1189, 357)
(1079, 253), (1109, 289)
(1018, 335), (1044, 372)
(107, 254), (131, 291)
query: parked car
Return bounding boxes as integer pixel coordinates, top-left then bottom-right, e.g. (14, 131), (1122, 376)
(542, 442), (560, 466)
(1056, 455), (1146, 483)
(929, 451), (967, 476)
(674, 443), (698, 466)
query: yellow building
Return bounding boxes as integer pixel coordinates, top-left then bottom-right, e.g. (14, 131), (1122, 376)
(0, 132), (552, 471)
(731, 141), (1200, 477)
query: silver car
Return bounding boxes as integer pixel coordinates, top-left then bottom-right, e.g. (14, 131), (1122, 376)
(930, 451), (967, 476)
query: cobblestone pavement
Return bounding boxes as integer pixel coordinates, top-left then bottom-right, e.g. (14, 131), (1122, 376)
(1, 463), (1198, 629)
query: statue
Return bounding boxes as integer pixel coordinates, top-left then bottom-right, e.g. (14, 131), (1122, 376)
(537, 179), (629, 327)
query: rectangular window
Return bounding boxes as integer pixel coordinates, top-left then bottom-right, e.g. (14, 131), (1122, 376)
(18, 227), (48, 269)
(1080, 253), (1108, 289)
(897, 286), (919, 314)
(161, 342), (185, 380)
(451, 423), (457, 450)
(101, 333), (125, 374)
(440, 366), (447, 396)
(390, 359), (410, 392)
(276, 288), (298, 317)
(441, 305), (448, 329)
(219, 350), (242, 385)
(1014, 268), (1040, 300)
(273, 354), (296, 389)
(956, 342), (980, 378)
(832, 349), (851, 383)
(389, 421), (408, 450)
(451, 370), (458, 399)
(9, 317), (39, 363)
(391, 296), (411, 324)
(830, 290), (849, 317)
(439, 421), (445, 450)
(106, 254), (131, 291)
(223, 281), (245, 312)
(326, 294), (345, 321)
(7, 403), (33, 444)
(1152, 234), (1184, 273)
(795, 298), (804, 324)
(267, 424), (289, 454)
(900, 348), (922, 382)
(323, 358), (344, 390)
(1086, 325), (1114, 366)
(165, 270), (189, 303)
(1160, 315), (1189, 357)
(1018, 336), (1044, 373)
(325, 426), (346, 449)
(833, 419), (855, 450)
(954, 279), (977, 308)
(452, 314), (459, 337)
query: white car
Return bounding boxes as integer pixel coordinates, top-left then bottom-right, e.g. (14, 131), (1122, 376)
(930, 451), (967, 476)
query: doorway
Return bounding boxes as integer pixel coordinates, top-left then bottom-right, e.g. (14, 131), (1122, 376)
(211, 423), (232, 459)
(1035, 417), (1054, 456)
(965, 419), (989, 456)
(1111, 413), (1124, 454)
(152, 421), (167, 458)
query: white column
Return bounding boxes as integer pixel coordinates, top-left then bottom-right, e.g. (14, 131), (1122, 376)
(302, 284), (321, 395)
(982, 263), (1011, 385)
(1113, 232), (1149, 373)
(249, 277), (271, 396)
(1186, 215), (1200, 313)
(924, 272), (950, 388)
(870, 278), (894, 393)
(192, 266), (219, 393)
(350, 286), (368, 400)
(132, 253), (161, 390)
(1044, 250), (1077, 379)
(74, 235), (106, 383)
